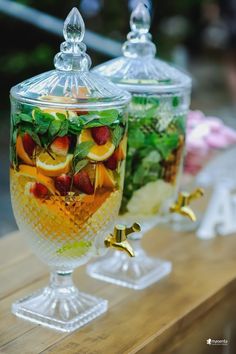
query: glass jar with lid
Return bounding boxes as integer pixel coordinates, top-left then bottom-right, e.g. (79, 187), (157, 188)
(88, 3), (192, 290)
(10, 8), (135, 332)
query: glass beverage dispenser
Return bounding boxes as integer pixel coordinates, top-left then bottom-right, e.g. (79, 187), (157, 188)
(10, 8), (135, 332)
(88, 3), (192, 289)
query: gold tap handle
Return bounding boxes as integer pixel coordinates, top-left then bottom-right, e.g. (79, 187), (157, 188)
(104, 223), (141, 257)
(170, 187), (204, 222)
(188, 188), (204, 203)
(113, 224), (126, 242)
(125, 223), (141, 237)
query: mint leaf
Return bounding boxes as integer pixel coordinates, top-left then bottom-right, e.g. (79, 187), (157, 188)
(74, 141), (94, 160)
(19, 113), (33, 123)
(12, 129), (17, 145)
(10, 129), (18, 167)
(13, 114), (21, 125)
(99, 115), (118, 125)
(58, 119), (69, 136)
(133, 165), (146, 185)
(99, 109), (119, 120)
(84, 110), (119, 128)
(74, 159), (89, 173)
(149, 133), (179, 159)
(29, 131), (41, 146)
(132, 96), (146, 105)
(68, 115), (83, 134)
(148, 97), (160, 106)
(174, 115), (186, 134)
(172, 96), (180, 107)
(144, 106), (158, 119)
(78, 114), (99, 124)
(68, 124), (82, 134)
(56, 112), (67, 120)
(84, 120), (103, 128)
(21, 126), (41, 146)
(21, 104), (34, 115)
(84, 117), (117, 128)
(34, 109), (54, 134)
(112, 125), (124, 147)
(49, 119), (61, 136)
(143, 151), (161, 166)
(40, 134), (50, 148)
(36, 123), (50, 135)
(128, 127), (145, 149)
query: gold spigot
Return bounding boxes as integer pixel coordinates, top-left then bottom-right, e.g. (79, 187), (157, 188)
(104, 223), (141, 257)
(170, 188), (204, 222)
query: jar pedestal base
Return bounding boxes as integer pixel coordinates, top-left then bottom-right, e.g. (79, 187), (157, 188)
(87, 250), (172, 290)
(12, 273), (107, 332)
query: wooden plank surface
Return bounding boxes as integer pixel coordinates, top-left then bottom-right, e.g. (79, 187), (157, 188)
(0, 226), (236, 354)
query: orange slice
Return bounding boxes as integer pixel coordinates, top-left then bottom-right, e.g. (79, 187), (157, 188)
(79, 129), (115, 161)
(17, 165), (56, 194)
(36, 152), (73, 177)
(116, 135), (127, 161)
(16, 135), (35, 166)
(95, 164), (116, 189)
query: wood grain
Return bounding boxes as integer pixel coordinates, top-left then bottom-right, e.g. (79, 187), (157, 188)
(0, 226), (236, 354)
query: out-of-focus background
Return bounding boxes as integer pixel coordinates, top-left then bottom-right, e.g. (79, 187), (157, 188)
(1, 0), (236, 236)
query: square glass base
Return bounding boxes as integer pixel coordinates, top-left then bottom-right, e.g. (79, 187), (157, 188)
(87, 252), (172, 290)
(12, 287), (108, 332)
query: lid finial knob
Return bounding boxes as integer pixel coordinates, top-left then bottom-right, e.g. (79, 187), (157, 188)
(63, 7), (85, 43)
(54, 7), (91, 71)
(122, 2), (156, 58)
(130, 2), (151, 34)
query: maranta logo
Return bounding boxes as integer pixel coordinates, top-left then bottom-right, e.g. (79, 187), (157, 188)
(206, 338), (228, 346)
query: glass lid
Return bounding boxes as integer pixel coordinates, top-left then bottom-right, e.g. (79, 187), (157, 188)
(93, 3), (191, 94)
(10, 8), (131, 109)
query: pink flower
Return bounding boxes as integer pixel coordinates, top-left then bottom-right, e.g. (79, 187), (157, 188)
(184, 110), (236, 176)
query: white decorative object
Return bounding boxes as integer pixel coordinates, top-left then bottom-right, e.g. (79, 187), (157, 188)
(196, 147), (236, 239)
(197, 181), (236, 239)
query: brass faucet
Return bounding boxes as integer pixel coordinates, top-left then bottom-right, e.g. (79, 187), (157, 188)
(104, 223), (141, 257)
(169, 188), (204, 222)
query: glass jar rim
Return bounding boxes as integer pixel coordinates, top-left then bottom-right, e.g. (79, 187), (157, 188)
(115, 81), (192, 94)
(10, 87), (131, 110)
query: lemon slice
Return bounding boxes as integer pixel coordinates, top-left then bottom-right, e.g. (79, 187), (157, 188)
(17, 164), (56, 194)
(79, 129), (115, 161)
(56, 240), (92, 258)
(127, 180), (174, 215)
(36, 152), (73, 177)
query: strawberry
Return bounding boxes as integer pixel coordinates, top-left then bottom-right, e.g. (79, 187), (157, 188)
(73, 171), (94, 195)
(51, 136), (70, 156)
(104, 152), (118, 170)
(22, 133), (36, 157)
(91, 126), (110, 145)
(30, 182), (49, 199)
(55, 174), (72, 196)
(76, 110), (88, 116)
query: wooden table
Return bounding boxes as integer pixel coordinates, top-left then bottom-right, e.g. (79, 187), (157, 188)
(1, 226), (236, 354)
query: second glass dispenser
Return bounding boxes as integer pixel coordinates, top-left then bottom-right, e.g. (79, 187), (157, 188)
(87, 3), (192, 289)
